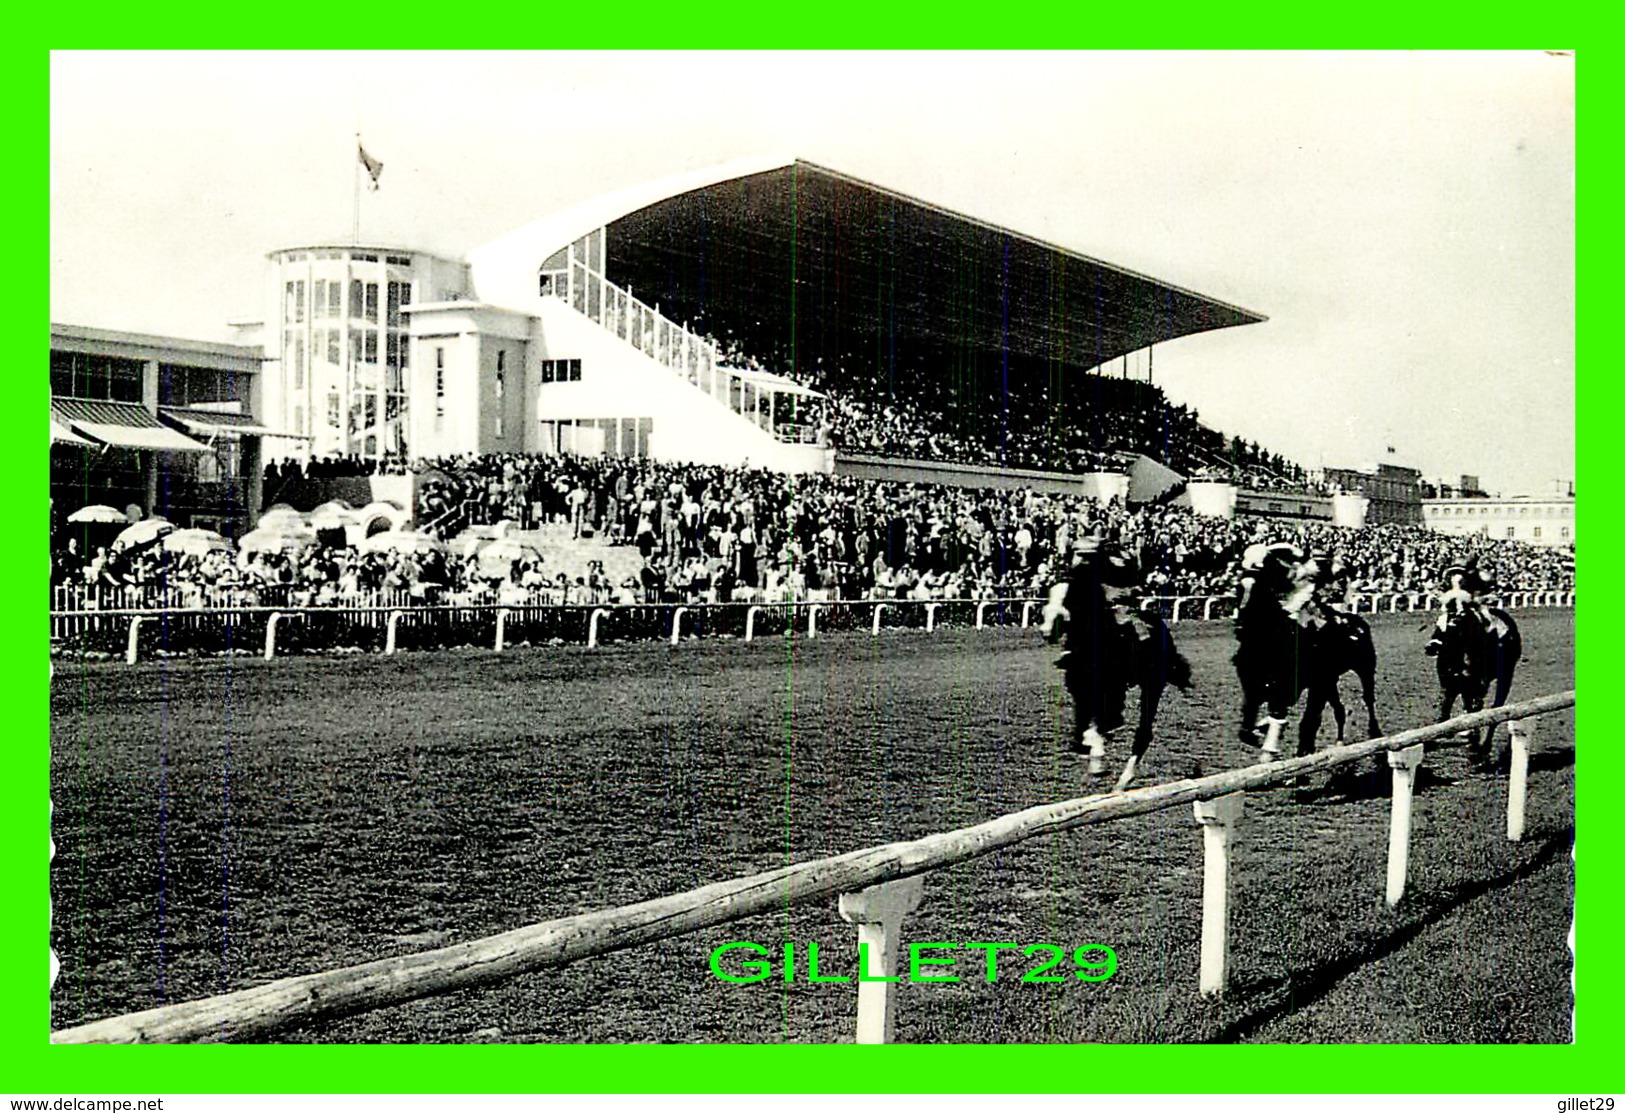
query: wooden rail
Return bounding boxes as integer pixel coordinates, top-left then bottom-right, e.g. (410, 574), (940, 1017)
(52, 690), (1573, 1045)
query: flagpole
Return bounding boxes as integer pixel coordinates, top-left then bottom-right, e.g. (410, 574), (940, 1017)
(352, 133), (361, 245)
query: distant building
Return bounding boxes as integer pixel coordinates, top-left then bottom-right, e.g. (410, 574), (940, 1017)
(50, 324), (274, 537)
(1421, 494), (1576, 547)
(1323, 463), (1423, 524)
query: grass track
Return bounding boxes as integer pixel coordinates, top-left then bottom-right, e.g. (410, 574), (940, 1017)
(49, 609), (1575, 1043)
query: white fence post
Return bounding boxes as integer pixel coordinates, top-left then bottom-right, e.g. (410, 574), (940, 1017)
(1390, 593), (1404, 613)
(1385, 744), (1426, 906)
(837, 875), (926, 1045)
(1021, 601), (1037, 628)
(1172, 597), (1187, 623)
(264, 613), (286, 660)
(494, 609), (510, 653)
(587, 608), (608, 649)
(1204, 597), (1220, 621)
(872, 604), (888, 637)
(670, 607), (688, 647)
(975, 601), (991, 629)
(1193, 793), (1244, 996)
(125, 616), (145, 665)
(745, 605), (762, 643)
(807, 604), (821, 639)
(384, 611), (405, 656)
(925, 603), (940, 633)
(1507, 719), (1536, 842)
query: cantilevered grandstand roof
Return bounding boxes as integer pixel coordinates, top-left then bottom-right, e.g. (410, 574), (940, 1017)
(469, 157), (1265, 380)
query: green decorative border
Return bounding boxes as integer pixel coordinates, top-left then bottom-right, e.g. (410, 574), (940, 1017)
(19, 34), (1600, 1095)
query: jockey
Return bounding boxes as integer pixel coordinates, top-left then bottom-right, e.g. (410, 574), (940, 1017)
(1234, 540), (1311, 759)
(1428, 559), (1492, 651)
(1057, 536), (1144, 776)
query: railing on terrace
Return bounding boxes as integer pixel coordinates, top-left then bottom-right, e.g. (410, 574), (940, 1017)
(553, 259), (824, 445)
(50, 691), (1575, 1044)
(50, 590), (1575, 661)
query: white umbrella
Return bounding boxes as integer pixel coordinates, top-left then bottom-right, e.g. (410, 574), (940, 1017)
(163, 528), (233, 557)
(67, 504), (129, 525)
(258, 506), (308, 531)
(112, 518), (174, 550)
(310, 506), (354, 533)
(358, 530), (448, 557)
(238, 528), (314, 556)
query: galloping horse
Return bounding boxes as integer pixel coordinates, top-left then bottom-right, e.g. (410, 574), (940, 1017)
(1295, 604), (1383, 755)
(1041, 565), (1193, 791)
(1233, 545), (1381, 760)
(1426, 604), (1521, 754)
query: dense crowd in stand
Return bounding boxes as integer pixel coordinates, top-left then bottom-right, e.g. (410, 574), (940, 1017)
(55, 452), (1574, 614)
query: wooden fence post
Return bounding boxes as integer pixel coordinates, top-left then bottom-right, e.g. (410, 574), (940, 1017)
(125, 616), (145, 665)
(1386, 744), (1426, 906)
(670, 607), (687, 647)
(872, 604), (888, 637)
(1507, 719), (1536, 842)
(1021, 601), (1037, 628)
(807, 604), (821, 639)
(975, 601), (992, 629)
(385, 611), (405, 656)
(495, 609), (510, 653)
(1204, 597), (1220, 621)
(587, 608), (608, 649)
(1193, 793), (1245, 996)
(838, 875), (926, 1044)
(745, 606), (762, 643)
(925, 603), (940, 633)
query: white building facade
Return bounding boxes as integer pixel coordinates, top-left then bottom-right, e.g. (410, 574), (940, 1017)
(1421, 495), (1576, 546)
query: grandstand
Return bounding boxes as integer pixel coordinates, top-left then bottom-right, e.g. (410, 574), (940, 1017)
(246, 156), (1271, 484)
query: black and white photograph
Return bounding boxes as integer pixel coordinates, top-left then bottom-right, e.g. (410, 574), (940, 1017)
(48, 50), (1575, 1046)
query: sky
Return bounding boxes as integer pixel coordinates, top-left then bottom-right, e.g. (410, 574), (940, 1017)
(49, 50), (1575, 495)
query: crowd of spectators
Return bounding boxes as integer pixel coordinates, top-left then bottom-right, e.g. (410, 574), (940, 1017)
(50, 451), (1575, 615)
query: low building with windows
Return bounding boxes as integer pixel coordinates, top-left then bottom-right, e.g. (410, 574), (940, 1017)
(50, 324), (274, 536)
(1421, 494), (1576, 547)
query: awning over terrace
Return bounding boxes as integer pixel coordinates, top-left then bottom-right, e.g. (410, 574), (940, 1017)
(159, 406), (278, 439)
(51, 399), (212, 454)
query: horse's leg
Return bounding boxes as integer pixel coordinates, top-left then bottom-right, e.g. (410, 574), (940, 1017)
(1117, 681), (1162, 791)
(1326, 684), (1348, 743)
(1298, 687), (1327, 759)
(1066, 670), (1088, 754)
(1359, 659), (1381, 740)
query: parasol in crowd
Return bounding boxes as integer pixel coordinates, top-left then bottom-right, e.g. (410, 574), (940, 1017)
(237, 526), (314, 556)
(358, 529), (448, 557)
(112, 517), (174, 551)
(475, 538), (544, 580)
(67, 504), (129, 525)
(309, 501), (355, 532)
(162, 528), (233, 557)
(258, 506), (308, 531)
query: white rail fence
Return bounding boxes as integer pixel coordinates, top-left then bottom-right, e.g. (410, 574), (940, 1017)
(51, 691), (1574, 1044)
(52, 590), (1575, 662)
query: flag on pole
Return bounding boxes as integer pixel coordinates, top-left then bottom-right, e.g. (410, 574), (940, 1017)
(358, 141), (383, 190)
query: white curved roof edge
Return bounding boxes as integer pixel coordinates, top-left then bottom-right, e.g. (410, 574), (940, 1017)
(466, 154), (795, 311)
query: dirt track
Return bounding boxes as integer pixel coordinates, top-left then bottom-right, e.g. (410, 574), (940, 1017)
(49, 608), (1575, 1043)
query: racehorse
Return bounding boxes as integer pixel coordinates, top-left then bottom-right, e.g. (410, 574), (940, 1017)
(1294, 605), (1383, 757)
(1426, 604), (1521, 755)
(1230, 542), (1383, 763)
(1041, 580), (1193, 790)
